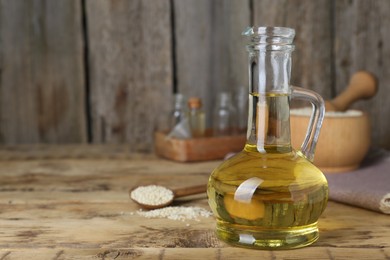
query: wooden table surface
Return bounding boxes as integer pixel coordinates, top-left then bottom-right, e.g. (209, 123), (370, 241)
(0, 145), (389, 260)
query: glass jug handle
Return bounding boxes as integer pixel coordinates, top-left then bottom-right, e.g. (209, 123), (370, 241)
(291, 86), (325, 162)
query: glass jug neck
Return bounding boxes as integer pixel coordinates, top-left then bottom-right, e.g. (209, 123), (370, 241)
(244, 27), (295, 95)
(245, 92), (292, 154)
(243, 27), (295, 153)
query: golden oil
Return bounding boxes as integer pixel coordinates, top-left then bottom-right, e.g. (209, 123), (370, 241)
(207, 93), (328, 249)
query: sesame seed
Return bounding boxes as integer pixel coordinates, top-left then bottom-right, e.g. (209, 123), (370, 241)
(136, 206), (212, 221)
(131, 185), (174, 206)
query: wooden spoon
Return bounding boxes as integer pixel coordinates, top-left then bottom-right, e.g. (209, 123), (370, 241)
(325, 71), (378, 111)
(130, 184), (207, 210)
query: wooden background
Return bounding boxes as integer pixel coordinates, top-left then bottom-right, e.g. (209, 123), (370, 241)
(0, 0), (389, 152)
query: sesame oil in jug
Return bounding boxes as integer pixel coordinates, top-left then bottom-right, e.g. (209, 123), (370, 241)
(207, 27), (328, 250)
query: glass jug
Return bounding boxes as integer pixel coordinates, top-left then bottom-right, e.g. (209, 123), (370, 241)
(207, 26), (328, 250)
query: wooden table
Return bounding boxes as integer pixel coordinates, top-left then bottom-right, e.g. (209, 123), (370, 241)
(0, 145), (389, 259)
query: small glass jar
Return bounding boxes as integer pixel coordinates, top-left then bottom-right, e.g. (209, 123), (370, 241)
(187, 97), (206, 137)
(169, 93), (186, 130)
(213, 92), (237, 136)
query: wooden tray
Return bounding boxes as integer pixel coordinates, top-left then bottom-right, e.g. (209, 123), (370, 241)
(154, 131), (246, 162)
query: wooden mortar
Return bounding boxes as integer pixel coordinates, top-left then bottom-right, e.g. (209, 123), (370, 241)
(291, 71), (378, 173)
(291, 111), (371, 173)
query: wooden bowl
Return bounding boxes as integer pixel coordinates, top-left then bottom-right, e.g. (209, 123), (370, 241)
(290, 109), (371, 173)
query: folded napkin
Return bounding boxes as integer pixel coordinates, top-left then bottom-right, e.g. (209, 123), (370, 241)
(325, 149), (390, 214)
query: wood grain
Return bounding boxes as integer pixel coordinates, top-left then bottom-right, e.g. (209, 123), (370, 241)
(0, 146), (389, 259)
(252, 0), (333, 99)
(1, 1), (390, 152)
(334, 0), (390, 149)
(0, 0), (87, 144)
(174, 0), (250, 127)
(154, 131), (245, 162)
(85, 0), (173, 151)
(0, 248), (389, 260)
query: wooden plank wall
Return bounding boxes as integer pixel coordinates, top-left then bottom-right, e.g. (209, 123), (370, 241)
(253, 0), (333, 98)
(85, 0), (173, 152)
(0, 1), (86, 144)
(334, 0), (390, 148)
(0, 0), (389, 151)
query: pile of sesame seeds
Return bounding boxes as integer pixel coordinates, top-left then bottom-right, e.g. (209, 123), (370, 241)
(291, 107), (363, 117)
(130, 185), (174, 206)
(136, 206), (212, 221)
(129, 185), (212, 221)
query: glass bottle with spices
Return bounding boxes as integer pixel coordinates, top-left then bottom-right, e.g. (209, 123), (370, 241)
(169, 93), (186, 131)
(213, 92), (237, 136)
(187, 97), (206, 137)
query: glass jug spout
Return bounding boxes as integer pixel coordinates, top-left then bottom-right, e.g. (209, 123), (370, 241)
(243, 26), (295, 95)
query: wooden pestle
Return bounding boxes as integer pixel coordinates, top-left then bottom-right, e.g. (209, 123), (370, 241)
(325, 71), (378, 112)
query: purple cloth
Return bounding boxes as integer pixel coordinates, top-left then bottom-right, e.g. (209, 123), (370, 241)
(325, 149), (390, 214)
